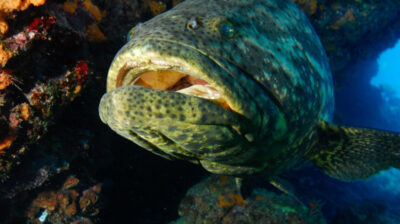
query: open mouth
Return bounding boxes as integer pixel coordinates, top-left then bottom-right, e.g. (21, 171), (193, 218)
(119, 69), (232, 110)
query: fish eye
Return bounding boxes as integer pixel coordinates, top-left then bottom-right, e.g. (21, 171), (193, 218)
(186, 17), (202, 30)
(218, 20), (235, 38)
(126, 23), (143, 41)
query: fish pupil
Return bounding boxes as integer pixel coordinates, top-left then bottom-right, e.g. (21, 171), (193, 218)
(219, 20), (235, 38)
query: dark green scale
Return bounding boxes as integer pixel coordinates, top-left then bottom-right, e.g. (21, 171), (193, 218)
(99, 0), (400, 180)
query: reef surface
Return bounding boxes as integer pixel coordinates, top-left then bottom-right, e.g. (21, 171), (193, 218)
(0, 0), (399, 223)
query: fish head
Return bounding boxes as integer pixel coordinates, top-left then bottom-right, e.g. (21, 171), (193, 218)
(99, 0), (333, 175)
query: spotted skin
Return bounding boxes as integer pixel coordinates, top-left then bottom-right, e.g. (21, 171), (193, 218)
(307, 121), (400, 180)
(99, 0), (400, 179)
(100, 85), (251, 163)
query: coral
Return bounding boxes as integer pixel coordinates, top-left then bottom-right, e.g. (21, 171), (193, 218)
(26, 176), (102, 224)
(292, 0), (318, 15)
(26, 60), (90, 118)
(0, 69), (12, 89)
(63, 175), (80, 189)
(0, 92), (5, 106)
(172, 175), (326, 224)
(19, 103), (31, 121)
(0, 46), (12, 67)
(81, 0), (104, 23)
(0, 129), (16, 152)
(330, 8), (356, 30)
(79, 184), (101, 216)
(0, 0), (47, 35)
(25, 60), (87, 117)
(62, 0), (107, 41)
(145, 0), (168, 16)
(0, 0), (153, 221)
(0, 157), (72, 199)
(0, 16), (55, 67)
(86, 23), (106, 42)
(9, 103), (31, 128)
(172, 0), (183, 6)
(62, 0), (78, 14)
(0, 9), (91, 182)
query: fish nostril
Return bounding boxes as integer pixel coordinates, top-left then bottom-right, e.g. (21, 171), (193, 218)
(186, 17), (202, 30)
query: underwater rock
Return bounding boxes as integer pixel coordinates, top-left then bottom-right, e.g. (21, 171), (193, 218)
(141, 0), (183, 16)
(26, 175), (102, 224)
(171, 175), (326, 224)
(60, 0), (107, 42)
(0, 0), (185, 188)
(333, 200), (400, 224)
(293, 0), (400, 72)
(0, 0), (154, 219)
(0, 0), (399, 223)
(0, 157), (70, 198)
(134, 0), (400, 73)
(0, 1), (96, 183)
(2, 0), (396, 187)
(145, 0), (168, 16)
(0, 1), (162, 222)
(0, 16), (56, 67)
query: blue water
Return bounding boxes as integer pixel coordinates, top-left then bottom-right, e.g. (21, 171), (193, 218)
(366, 38), (400, 221)
(290, 38), (400, 223)
(371, 39), (400, 99)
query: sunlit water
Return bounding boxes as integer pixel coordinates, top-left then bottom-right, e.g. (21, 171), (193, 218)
(368, 39), (400, 214)
(371, 39), (400, 99)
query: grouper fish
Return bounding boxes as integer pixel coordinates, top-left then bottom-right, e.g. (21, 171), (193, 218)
(99, 0), (400, 180)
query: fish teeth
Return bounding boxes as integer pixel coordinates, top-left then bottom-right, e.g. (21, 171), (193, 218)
(177, 84), (230, 109)
(177, 84), (221, 100)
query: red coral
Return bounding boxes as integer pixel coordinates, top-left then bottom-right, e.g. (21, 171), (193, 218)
(75, 61), (88, 76)
(27, 16), (56, 32)
(27, 17), (41, 31)
(74, 61), (89, 85)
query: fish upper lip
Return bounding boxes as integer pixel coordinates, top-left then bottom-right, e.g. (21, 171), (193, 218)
(115, 59), (199, 89)
(111, 38), (214, 91)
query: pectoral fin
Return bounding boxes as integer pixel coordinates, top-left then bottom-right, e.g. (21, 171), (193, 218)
(306, 121), (400, 180)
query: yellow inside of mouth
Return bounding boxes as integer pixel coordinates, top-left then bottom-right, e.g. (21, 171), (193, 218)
(133, 70), (231, 110)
